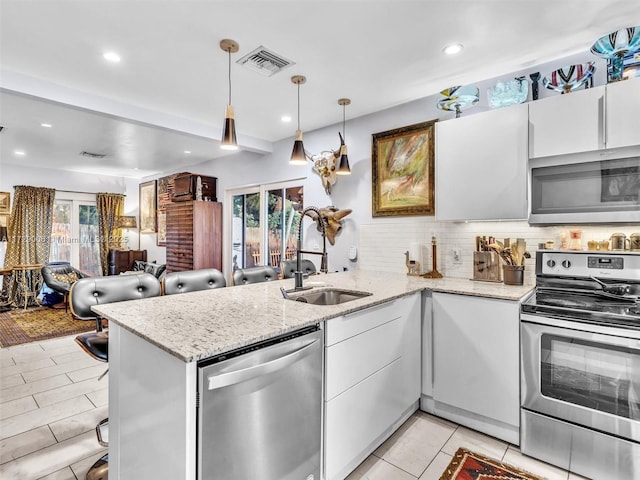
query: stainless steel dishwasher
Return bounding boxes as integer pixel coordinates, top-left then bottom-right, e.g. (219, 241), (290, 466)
(197, 325), (323, 480)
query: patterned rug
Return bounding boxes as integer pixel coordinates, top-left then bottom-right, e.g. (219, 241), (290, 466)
(440, 448), (546, 480)
(0, 306), (95, 347)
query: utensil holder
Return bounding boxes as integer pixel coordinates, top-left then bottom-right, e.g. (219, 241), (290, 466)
(473, 252), (502, 282)
(503, 265), (525, 285)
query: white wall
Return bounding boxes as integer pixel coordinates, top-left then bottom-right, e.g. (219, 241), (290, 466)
(3, 49), (632, 280)
(179, 49), (625, 280)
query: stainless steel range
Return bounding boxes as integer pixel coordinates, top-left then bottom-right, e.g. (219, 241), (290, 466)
(520, 251), (640, 480)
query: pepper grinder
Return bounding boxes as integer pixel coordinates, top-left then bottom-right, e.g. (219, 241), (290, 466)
(422, 236), (443, 279)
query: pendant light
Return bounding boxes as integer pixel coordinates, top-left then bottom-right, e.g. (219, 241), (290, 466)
(336, 98), (351, 175)
(290, 75), (307, 165)
(220, 39), (239, 151)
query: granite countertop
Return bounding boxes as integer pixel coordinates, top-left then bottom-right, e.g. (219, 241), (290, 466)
(93, 270), (534, 363)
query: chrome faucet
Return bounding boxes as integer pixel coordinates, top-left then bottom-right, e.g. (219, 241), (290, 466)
(294, 206), (328, 290)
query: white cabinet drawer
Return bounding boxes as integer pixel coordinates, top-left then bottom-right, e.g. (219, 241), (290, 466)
(325, 315), (404, 401)
(325, 296), (411, 347)
(325, 357), (407, 480)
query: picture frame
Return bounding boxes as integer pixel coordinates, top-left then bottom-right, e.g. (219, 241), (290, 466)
(139, 180), (157, 233)
(156, 173), (177, 247)
(156, 211), (167, 246)
(371, 120), (437, 217)
(0, 192), (10, 214)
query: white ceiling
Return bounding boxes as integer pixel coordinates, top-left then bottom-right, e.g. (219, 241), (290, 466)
(1, 1), (638, 178)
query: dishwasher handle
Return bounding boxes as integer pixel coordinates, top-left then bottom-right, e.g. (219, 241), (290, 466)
(207, 337), (320, 390)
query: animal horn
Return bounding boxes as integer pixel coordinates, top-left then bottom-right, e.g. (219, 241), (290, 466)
(332, 209), (352, 221)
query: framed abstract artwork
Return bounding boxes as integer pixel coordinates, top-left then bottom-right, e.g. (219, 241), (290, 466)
(371, 120), (436, 217)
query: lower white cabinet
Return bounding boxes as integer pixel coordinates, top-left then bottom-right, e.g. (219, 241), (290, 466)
(428, 292), (520, 444)
(324, 294), (421, 480)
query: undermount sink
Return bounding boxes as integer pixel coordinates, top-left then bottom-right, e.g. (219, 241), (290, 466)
(289, 288), (372, 306)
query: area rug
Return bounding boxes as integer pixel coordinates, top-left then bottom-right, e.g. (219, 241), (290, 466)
(0, 306), (95, 347)
(440, 448), (546, 480)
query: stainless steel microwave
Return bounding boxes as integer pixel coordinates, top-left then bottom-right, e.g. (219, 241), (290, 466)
(529, 146), (640, 224)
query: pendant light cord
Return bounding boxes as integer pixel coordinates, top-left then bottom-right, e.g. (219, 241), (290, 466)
(227, 49), (232, 105)
(342, 104), (346, 139)
(297, 83), (301, 131)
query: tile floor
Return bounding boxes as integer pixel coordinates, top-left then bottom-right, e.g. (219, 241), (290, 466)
(1, 334), (587, 480)
(1, 334), (107, 479)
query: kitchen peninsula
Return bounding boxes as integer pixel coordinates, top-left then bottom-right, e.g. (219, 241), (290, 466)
(94, 270), (533, 480)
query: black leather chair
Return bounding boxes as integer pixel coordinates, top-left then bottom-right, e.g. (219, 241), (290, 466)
(281, 259), (317, 279)
(70, 272), (162, 330)
(41, 263), (90, 311)
(69, 273), (162, 480)
(232, 266), (277, 286)
(164, 268), (226, 295)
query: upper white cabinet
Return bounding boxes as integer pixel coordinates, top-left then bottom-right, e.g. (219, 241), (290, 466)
(606, 78), (640, 149)
(436, 102), (528, 221)
(529, 78), (640, 158)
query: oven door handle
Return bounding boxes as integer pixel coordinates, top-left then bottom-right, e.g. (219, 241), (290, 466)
(521, 314), (640, 347)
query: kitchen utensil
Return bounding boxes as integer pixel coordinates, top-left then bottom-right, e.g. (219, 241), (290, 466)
(590, 276), (631, 295)
(630, 233), (640, 251)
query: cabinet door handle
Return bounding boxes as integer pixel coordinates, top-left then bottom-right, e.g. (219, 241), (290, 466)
(343, 298), (397, 318)
(600, 91), (607, 149)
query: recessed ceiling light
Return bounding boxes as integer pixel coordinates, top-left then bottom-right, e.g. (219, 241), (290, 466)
(281, 115), (292, 123)
(443, 43), (464, 55)
(14, 150), (25, 156)
(184, 150), (191, 154)
(103, 51), (121, 63)
(41, 123), (52, 128)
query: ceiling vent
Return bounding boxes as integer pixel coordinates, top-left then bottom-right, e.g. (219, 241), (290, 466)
(237, 46), (294, 77)
(80, 151), (107, 159)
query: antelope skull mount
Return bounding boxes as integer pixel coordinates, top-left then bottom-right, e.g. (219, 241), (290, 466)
(305, 205), (352, 246)
(309, 132), (345, 195)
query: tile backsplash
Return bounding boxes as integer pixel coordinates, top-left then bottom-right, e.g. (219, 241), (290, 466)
(358, 220), (638, 284)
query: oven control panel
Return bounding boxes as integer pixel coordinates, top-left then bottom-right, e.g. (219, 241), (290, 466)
(587, 256), (624, 269)
(539, 251), (640, 280)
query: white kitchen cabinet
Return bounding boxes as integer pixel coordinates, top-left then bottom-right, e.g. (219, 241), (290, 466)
(430, 292), (520, 444)
(420, 291), (433, 410)
(435, 102), (528, 221)
(324, 294), (421, 480)
(529, 78), (640, 158)
(605, 78), (640, 149)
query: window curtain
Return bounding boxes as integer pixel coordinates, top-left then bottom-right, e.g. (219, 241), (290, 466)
(1, 186), (55, 307)
(96, 193), (125, 276)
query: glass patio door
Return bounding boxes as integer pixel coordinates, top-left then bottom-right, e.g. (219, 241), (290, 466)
(50, 193), (101, 276)
(228, 181), (303, 274)
(231, 189), (261, 270)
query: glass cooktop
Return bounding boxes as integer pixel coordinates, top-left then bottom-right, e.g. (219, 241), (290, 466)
(522, 288), (640, 330)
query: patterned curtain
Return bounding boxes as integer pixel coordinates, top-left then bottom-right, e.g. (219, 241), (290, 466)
(96, 193), (125, 276)
(1, 186), (55, 306)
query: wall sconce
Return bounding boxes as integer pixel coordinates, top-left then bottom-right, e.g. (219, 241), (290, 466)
(290, 75), (307, 164)
(114, 215), (138, 250)
(220, 39), (240, 151)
